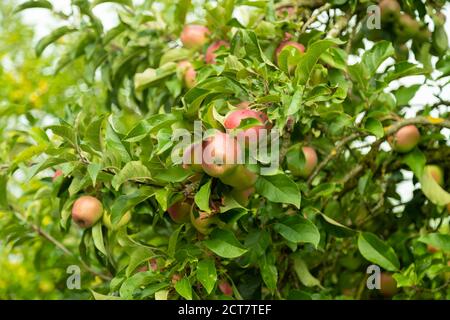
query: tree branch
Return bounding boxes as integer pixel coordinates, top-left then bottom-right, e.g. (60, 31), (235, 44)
(301, 3), (331, 33)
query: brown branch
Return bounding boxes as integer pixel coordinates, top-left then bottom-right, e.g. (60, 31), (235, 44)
(327, 14), (351, 38)
(10, 206), (112, 281)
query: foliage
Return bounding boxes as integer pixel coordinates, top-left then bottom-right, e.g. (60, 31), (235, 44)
(1, 0), (449, 300)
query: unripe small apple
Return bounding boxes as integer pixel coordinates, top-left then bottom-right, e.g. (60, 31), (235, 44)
(52, 169), (63, 182)
(180, 25), (210, 49)
(395, 14), (420, 41)
(171, 273), (182, 284)
(389, 125), (420, 153)
(379, 272), (398, 298)
(223, 108), (270, 145)
(287, 145), (318, 178)
(177, 60), (196, 89)
(205, 40), (229, 64)
(218, 280), (233, 296)
(190, 210), (214, 235)
(219, 165), (258, 190)
(230, 187), (255, 207)
(72, 195), (103, 228)
(427, 244), (439, 254)
(201, 132), (242, 178)
(103, 211), (132, 230)
(379, 0), (401, 22)
(182, 143), (204, 172)
(168, 200), (192, 224)
(275, 40), (305, 62)
(424, 165), (444, 186)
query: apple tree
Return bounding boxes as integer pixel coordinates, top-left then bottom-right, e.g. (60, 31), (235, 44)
(1, 0), (449, 300)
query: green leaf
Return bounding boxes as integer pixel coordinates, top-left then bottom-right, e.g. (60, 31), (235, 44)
(255, 174), (301, 208)
(362, 41), (394, 76)
(168, 225), (183, 258)
(14, 0), (53, 13)
(204, 229), (248, 259)
(273, 215), (320, 247)
(196, 259), (217, 294)
(259, 256), (278, 292)
(402, 149), (426, 178)
(153, 166), (192, 183)
(87, 163), (102, 187)
(126, 247), (154, 277)
(91, 290), (122, 300)
(134, 63), (177, 91)
(92, 223), (107, 256)
(92, 0), (132, 7)
(48, 124), (77, 147)
(36, 26), (77, 57)
(111, 187), (154, 225)
(418, 233), (450, 253)
(120, 271), (164, 299)
(13, 144), (48, 165)
(111, 161), (152, 190)
(294, 39), (339, 85)
(194, 179), (212, 213)
(317, 213), (356, 238)
(0, 175), (8, 209)
(293, 256), (321, 288)
(358, 232), (400, 271)
(175, 277), (192, 300)
(419, 167), (450, 206)
(364, 117), (384, 138)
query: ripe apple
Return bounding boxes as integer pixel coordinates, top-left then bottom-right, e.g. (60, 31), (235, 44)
(427, 244), (439, 254)
(379, 0), (401, 22)
(177, 60), (196, 89)
(287, 145), (318, 178)
(182, 143), (204, 172)
(219, 165), (258, 190)
(205, 40), (229, 64)
(103, 211), (132, 230)
(180, 25), (210, 49)
(275, 40), (305, 62)
(171, 273), (182, 284)
(379, 272), (398, 298)
(218, 280), (233, 296)
(201, 132), (242, 178)
(424, 165), (444, 186)
(71, 195), (103, 228)
(230, 186), (255, 207)
(223, 108), (270, 145)
(52, 169), (63, 182)
(168, 200), (192, 223)
(190, 210), (214, 235)
(389, 125), (420, 153)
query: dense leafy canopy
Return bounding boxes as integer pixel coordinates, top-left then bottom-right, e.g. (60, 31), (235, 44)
(0, 0), (449, 300)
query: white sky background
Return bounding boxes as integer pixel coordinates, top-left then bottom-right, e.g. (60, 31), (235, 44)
(17, 1), (450, 205)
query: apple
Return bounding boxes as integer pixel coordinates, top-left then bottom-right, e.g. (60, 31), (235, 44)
(201, 132), (242, 178)
(205, 40), (229, 64)
(168, 200), (192, 223)
(395, 14), (420, 41)
(190, 210), (215, 235)
(424, 165), (444, 186)
(180, 25), (209, 49)
(427, 244), (439, 254)
(52, 169), (63, 182)
(287, 145), (318, 178)
(379, 272), (398, 298)
(219, 165), (258, 190)
(379, 0), (401, 22)
(103, 211), (132, 230)
(218, 280), (233, 296)
(71, 195), (103, 228)
(182, 143), (204, 172)
(230, 186), (255, 207)
(177, 60), (196, 89)
(171, 273), (182, 284)
(223, 108), (270, 145)
(389, 125), (420, 153)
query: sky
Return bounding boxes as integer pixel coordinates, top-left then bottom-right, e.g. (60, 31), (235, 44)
(16, 0), (450, 204)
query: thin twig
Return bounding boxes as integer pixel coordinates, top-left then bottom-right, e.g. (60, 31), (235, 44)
(301, 3), (331, 33)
